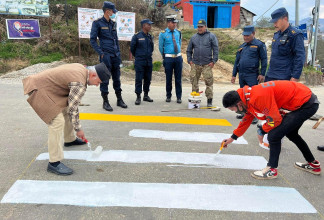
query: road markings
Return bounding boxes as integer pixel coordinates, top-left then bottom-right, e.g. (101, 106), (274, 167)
(80, 113), (232, 126)
(129, 129), (248, 144)
(1, 180), (317, 213)
(36, 150), (267, 170)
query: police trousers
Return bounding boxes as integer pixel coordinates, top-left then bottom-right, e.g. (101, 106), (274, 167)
(100, 54), (122, 94)
(239, 73), (258, 88)
(163, 56), (182, 99)
(135, 63), (152, 94)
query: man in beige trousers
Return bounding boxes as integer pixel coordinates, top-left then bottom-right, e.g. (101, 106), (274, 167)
(23, 63), (110, 175)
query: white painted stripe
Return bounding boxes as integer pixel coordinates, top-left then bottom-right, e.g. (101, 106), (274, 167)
(36, 150), (267, 170)
(1, 180), (317, 213)
(129, 129), (248, 144)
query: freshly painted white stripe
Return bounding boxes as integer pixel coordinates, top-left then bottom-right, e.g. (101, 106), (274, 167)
(1, 180), (317, 213)
(129, 129), (248, 144)
(36, 150), (267, 170)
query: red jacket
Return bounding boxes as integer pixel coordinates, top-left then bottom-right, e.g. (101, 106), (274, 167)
(233, 81), (312, 138)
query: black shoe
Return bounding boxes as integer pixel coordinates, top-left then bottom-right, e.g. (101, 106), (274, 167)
(117, 99), (128, 108)
(64, 138), (86, 147)
(318, 146), (324, 151)
(177, 98), (182, 104)
(166, 97), (171, 102)
(236, 114), (244, 119)
(207, 98), (213, 107)
(252, 118), (259, 125)
(103, 100), (113, 111)
(47, 162), (73, 175)
(135, 94), (141, 105)
(143, 93), (153, 102)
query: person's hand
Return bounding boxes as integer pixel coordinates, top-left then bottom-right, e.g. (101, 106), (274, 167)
(290, 77), (299, 82)
(257, 75), (265, 83)
(231, 76), (236, 84)
(221, 138), (234, 148)
(76, 130), (85, 141)
(190, 61), (193, 65)
(101, 54), (105, 60)
(208, 62), (214, 68)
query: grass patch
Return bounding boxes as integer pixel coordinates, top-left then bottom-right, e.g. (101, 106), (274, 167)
(30, 53), (64, 65)
(303, 66), (323, 75)
(153, 61), (162, 71)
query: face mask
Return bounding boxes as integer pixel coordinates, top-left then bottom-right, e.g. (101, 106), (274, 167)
(110, 13), (116, 19)
(235, 104), (247, 115)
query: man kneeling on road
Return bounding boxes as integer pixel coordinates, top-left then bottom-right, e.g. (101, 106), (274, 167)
(23, 63), (110, 175)
(222, 81), (321, 180)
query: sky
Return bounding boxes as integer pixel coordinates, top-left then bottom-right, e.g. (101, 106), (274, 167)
(241, 0), (324, 22)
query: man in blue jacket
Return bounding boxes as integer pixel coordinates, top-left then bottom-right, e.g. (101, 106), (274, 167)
(266, 7), (305, 82)
(159, 16), (183, 103)
(90, 1), (127, 111)
(130, 19), (154, 105)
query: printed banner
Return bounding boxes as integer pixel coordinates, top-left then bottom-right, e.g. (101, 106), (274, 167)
(0, 0), (49, 17)
(6, 19), (41, 39)
(78, 7), (135, 41)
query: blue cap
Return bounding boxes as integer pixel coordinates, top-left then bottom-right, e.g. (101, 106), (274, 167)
(270, 7), (288, 23)
(103, 1), (117, 13)
(242, 26), (254, 35)
(141, 19), (154, 26)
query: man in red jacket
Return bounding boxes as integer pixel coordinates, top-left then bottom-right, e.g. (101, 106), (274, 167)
(222, 81), (321, 179)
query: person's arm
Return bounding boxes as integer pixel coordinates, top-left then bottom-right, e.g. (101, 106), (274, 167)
(211, 34), (219, 63)
(232, 49), (241, 78)
(186, 37), (194, 64)
(158, 32), (164, 57)
(259, 43), (267, 76)
(291, 33), (305, 80)
(90, 21), (104, 56)
(130, 35), (137, 57)
(232, 112), (255, 139)
(67, 82), (86, 134)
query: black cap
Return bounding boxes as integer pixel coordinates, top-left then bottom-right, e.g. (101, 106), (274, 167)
(94, 63), (110, 83)
(197, 19), (207, 27)
(270, 7), (288, 23)
(166, 15), (178, 23)
(103, 1), (117, 13)
(141, 19), (154, 26)
(242, 25), (255, 35)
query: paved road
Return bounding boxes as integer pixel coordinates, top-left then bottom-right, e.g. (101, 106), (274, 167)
(0, 79), (323, 220)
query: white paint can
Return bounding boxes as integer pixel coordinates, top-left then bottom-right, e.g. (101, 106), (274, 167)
(188, 94), (202, 109)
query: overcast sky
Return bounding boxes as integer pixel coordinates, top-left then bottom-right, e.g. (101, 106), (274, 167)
(241, 0), (324, 21)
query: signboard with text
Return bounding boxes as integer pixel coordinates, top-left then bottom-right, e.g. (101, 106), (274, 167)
(0, 0), (49, 17)
(6, 19), (41, 39)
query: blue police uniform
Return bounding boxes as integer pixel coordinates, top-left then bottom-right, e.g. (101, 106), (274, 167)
(90, 16), (122, 94)
(266, 25), (305, 81)
(233, 38), (267, 87)
(159, 28), (182, 99)
(130, 31), (154, 94)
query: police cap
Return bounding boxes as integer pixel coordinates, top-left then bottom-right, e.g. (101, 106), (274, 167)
(103, 1), (118, 13)
(141, 19), (154, 26)
(270, 7), (288, 23)
(242, 25), (255, 35)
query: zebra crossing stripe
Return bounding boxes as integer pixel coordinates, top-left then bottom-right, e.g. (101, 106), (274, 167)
(129, 129), (248, 144)
(36, 150), (267, 170)
(1, 180), (317, 213)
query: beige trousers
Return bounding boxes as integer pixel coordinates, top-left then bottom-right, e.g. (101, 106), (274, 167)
(48, 108), (76, 162)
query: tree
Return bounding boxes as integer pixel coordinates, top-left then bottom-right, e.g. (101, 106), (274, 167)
(255, 17), (272, 28)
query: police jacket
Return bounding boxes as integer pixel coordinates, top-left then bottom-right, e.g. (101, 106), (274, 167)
(158, 28), (181, 55)
(232, 38), (267, 77)
(130, 31), (154, 65)
(266, 25), (305, 80)
(186, 30), (219, 65)
(90, 16), (120, 57)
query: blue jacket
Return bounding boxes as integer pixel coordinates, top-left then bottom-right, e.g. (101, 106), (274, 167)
(158, 28), (182, 55)
(233, 38), (267, 77)
(90, 16), (120, 57)
(130, 31), (154, 65)
(266, 25), (305, 80)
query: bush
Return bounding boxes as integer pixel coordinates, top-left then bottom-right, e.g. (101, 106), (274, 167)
(153, 61), (162, 71)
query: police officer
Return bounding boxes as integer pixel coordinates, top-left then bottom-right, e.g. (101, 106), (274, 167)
(232, 26), (267, 123)
(130, 19), (154, 105)
(266, 7), (305, 82)
(159, 16), (182, 103)
(90, 1), (127, 111)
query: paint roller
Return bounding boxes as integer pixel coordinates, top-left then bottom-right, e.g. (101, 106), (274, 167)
(83, 138), (103, 158)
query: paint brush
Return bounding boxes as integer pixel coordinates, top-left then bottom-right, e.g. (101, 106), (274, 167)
(215, 141), (225, 156)
(84, 138), (103, 158)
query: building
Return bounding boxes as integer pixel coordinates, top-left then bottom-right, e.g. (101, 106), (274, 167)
(239, 7), (256, 27)
(162, 0), (241, 28)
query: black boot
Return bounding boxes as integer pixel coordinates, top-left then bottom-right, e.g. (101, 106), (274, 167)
(135, 93), (141, 105)
(143, 92), (153, 102)
(116, 92), (128, 108)
(207, 98), (213, 107)
(101, 92), (113, 111)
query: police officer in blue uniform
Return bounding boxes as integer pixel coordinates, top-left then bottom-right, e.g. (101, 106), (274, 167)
(159, 16), (183, 103)
(232, 26), (267, 123)
(266, 7), (305, 82)
(130, 19), (154, 105)
(90, 1), (127, 111)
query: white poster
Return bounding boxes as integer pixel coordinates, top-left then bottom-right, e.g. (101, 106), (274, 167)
(78, 7), (135, 41)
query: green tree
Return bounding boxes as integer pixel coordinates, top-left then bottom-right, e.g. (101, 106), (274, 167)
(255, 17), (272, 28)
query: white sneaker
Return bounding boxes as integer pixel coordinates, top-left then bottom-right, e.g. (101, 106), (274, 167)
(259, 142), (269, 150)
(251, 166), (278, 180)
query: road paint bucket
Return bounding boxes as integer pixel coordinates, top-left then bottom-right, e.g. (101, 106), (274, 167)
(188, 94), (202, 109)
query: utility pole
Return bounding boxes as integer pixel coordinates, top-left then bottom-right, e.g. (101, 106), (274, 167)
(295, 0), (299, 26)
(312, 0), (320, 67)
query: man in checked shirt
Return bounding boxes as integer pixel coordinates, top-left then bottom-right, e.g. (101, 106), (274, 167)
(23, 63), (110, 175)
